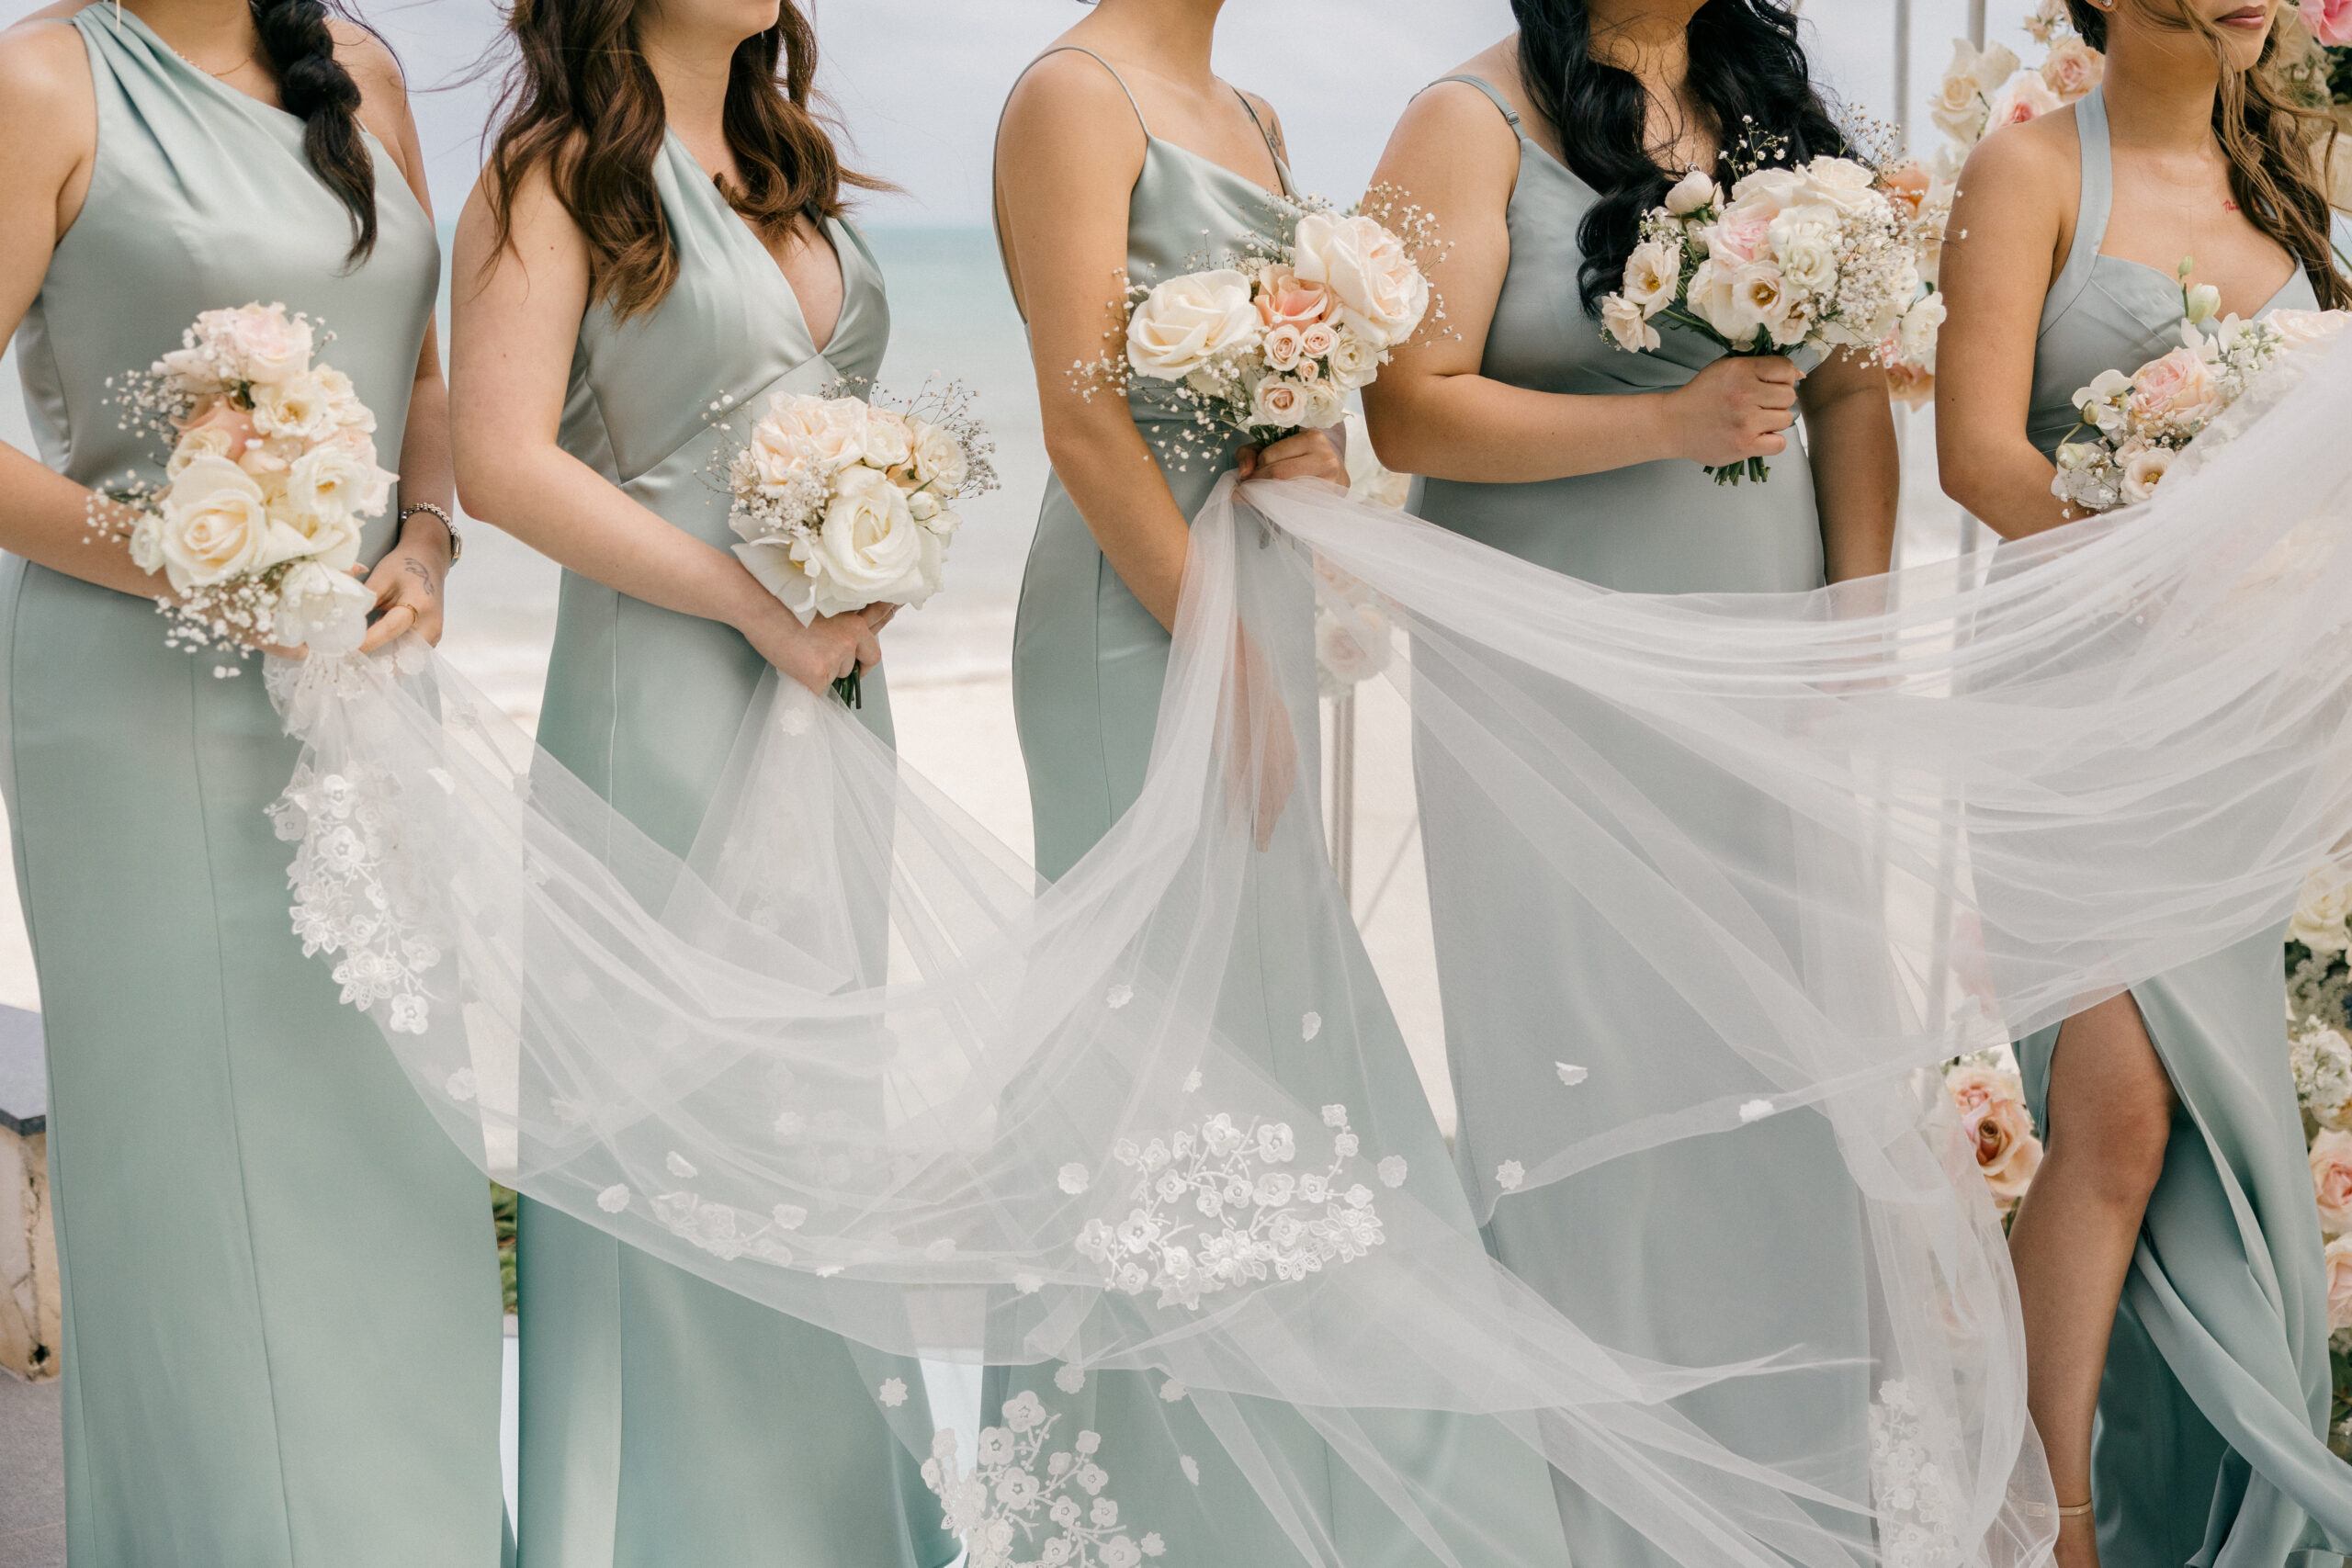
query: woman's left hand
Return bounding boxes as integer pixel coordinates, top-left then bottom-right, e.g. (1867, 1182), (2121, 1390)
(1237, 427), (1348, 488)
(357, 514), (453, 653)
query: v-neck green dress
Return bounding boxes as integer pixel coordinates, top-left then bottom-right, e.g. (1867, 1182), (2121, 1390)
(512, 130), (955, 1568)
(2014, 87), (2352, 1568)
(0, 11), (506, 1565)
(993, 48), (1572, 1568)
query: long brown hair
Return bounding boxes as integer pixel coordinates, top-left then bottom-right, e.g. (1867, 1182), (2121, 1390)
(253, 0), (379, 263)
(2065, 0), (2347, 310)
(482, 0), (885, 320)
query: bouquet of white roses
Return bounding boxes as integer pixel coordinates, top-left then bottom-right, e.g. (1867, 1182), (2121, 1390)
(1113, 202), (1437, 457)
(107, 302), (392, 668)
(721, 381), (993, 705)
(2052, 287), (2350, 514)
(1598, 153), (1940, 483)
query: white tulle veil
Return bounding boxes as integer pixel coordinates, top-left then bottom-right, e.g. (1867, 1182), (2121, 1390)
(262, 332), (2352, 1567)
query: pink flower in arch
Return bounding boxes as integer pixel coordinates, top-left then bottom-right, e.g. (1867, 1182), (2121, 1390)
(2304, 0), (2352, 47)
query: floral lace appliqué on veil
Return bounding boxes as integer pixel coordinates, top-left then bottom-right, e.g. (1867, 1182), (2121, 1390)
(922, 1380), (1167, 1568)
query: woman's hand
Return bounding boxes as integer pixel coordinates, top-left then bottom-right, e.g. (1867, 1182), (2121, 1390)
(737, 599), (883, 697)
(1662, 355), (1801, 469)
(1236, 427), (1348, 488)
(357, 513), (453, 653)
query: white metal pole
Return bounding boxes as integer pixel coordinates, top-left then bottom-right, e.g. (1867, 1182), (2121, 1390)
(1969, 0), (1989, 47)
(1329, 694), (1357, 906)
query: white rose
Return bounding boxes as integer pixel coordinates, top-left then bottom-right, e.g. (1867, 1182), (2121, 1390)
(1291, 213), (1430, 350)
(2120, 443), (2176, 503)
(1126, 269), (1261, 379)
(1296, 381), (1344, 431)
(758, 394), (872, 474)
(271, 558), (374, 656)
(808, 465), (930, 614)
(1734, 263), (1803, 346)
(250, 376), (341, 444)
(2293, 871), (2352, 954)
(1896, 292), (1948, 373)
(1797, 156), (1881, 216)
(1601, 294), (1663, 353)
(278, 448), (377, 568)
(1768, 207), (1839, 293)
(2267, 307), (2351, 346)
(1622, 239), (1682, 317)
(312, 367), (377, 433)
(166, 426), (239, 481)
(861, 407), (913, 470)
(1324, 326), (1381, 391)
(1250, 376), (1307, 429)
(1929, 39), (2020, 145)
(154, 456), (285, 591)
(909, 420), (967, 496)
(1725, 166), (1804, 212)
(1663, 168), (1717, 217)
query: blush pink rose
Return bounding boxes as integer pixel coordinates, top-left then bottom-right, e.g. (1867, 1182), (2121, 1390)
(2312, 1129), (2352, 1235)
(2328, 1237), (2352, 1330)
(2304, 0), (2352, 47)
(1707, 208), (1774, 266)
(1254, 265), (1332, 330)
(1885, 358), (1935, 410)
(2040, 38), (2105, 105)
(179, 395), (260, 457)
(2129, 346), (2221, 424)
(1987, 72), (2063, 132)
(1948, 1065), (2044, 1207)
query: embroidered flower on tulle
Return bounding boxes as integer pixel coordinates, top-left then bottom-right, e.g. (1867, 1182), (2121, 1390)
(879, 1377), (909, 1407)
(1870, 1379), (1963, 1568)
(921, 1396), (1169, 1568)
(268, 750), (446, 1035)
(1073, 1107), (1385, 1311)
(1555, 1062), (1589, 1086)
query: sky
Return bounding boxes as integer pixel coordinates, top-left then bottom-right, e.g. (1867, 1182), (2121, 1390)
(0, 0), (2054, 230)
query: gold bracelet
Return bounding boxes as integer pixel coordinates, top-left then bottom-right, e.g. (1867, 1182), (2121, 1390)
(398, 501), (463, 566)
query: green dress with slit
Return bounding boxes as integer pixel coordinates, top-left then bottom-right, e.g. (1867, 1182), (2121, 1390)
(514, 130), (956, 1568)
(2013, 86), (2352, 1568)
(0, 11), (506, 1564)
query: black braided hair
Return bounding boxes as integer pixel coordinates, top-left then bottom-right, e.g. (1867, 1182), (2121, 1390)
(1510, 0), (1850, 315)
(250, 0), (379, 262)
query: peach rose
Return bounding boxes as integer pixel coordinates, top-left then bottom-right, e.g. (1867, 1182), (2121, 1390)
(2312, 1128), (2352, 1235)
(1254, 265), (1332, 330)
(2040, 38), (2105, 104)
(2327, 1236), (2352, 1331)
(1883, 161), (1932, 220)
(1948, 1064), (2043, 1207)
(178, 396), (260, 462)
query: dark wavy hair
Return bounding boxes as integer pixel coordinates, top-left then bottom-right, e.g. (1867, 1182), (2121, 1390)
(252, 0), (379, 263)
(482, 0), (886, 321)
(1510, 0), (1850, 315)
(2064, 0), (2347, 310)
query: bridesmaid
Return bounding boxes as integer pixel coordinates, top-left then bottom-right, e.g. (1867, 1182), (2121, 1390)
(0, 1), (504, 1563)
(1938, 1), (2352, 1562)
(990, 1), (1571, 1562)
(446, 1), (954, 1564)
(1361, 0), (1897, 1558)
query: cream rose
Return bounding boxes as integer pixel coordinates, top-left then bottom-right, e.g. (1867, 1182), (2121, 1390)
(860, 407), (913, 470)
(909, 419), (967, 496)
(1929, 39), (2020, 145)
(271, 558), (374, 656)
(251, 376), (341, 445)
(2120, 444), (2177, 503)
(1291, 213), (1430, 351)
(1126, 269), (1261, 379)
(1796, 156), (1879, 217)
(167, 425), (241, 481)
(1769, 207), (1840, 294)
(1623, 239), (1681, 317)
(1296, 381), (1344, 431)
(153, 456), (286, 591)
(1897, 293), (1948, 374)
(1262, 323), (1307, 372)
(2041, 37), (2105, 103)
(1601, 294), (1663, 353)
(1947, 1065), (2043, 1207)
(227, 303), (315, 386)
(2313, 1129), (2352, 1235)
(311, 366), (377, 433)
(1250, 376), (1306, 430)
(808, 465), (930, 613)
(2292, 870), (2352, 953)
(1324, 326), (1381, 390)
(1663, 168), (1718, 217)
(1703, 199), (1778, 266)
(1685, 259), (1759, 343)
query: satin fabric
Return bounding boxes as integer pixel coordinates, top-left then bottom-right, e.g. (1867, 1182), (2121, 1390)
(514, 130), (955, 1568)
(0, 12), (506, 1565)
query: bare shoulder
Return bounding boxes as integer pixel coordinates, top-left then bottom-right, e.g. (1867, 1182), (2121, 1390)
(0, 11), (93, 105)
(327, 17), (405, 102)
(1000, 43), (1143, 139)
(1960, 107), (2077, 206)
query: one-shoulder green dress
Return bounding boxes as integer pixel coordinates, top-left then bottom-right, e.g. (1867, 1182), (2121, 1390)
(2014, 87), (2352, 1568)
(0, 11), (506, 1565)
(512, 130), (955, 1568)
(1403, 75), (1870, 1566)
(994, 48), (1570, 1568)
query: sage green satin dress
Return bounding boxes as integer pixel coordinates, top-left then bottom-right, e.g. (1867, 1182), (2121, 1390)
(2013, 87), (2352, 1568)
(995, 49), (1570, 1567)
(513, 131), (954, 1568)
(1404, 76), (1869, 1564)
(0, 12), (506, 1565)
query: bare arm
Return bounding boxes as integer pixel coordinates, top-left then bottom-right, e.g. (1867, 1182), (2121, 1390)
(447, 161), (875, 694)
(1358, 80), (1797, 484)
(1936, 121), (2076, 540)
(0, 17), (169, 599)
(1798, 347), (1898, 582)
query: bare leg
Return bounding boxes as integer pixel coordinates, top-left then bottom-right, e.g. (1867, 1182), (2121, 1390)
(2006, 992), (2177, 1568)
